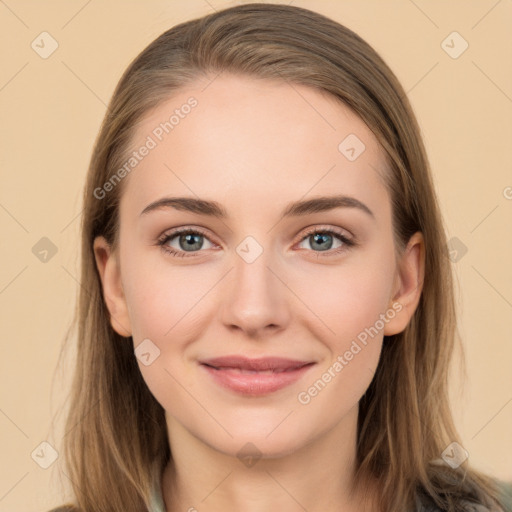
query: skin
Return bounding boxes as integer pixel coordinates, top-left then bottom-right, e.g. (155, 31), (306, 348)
(94, 73), (424, 512)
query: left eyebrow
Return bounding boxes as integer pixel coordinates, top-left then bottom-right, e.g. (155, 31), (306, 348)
(282, 195), (374, 219)
(139, 194), (375, 220)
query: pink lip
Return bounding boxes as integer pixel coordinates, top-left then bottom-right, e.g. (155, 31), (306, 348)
(199, 356), (316, 396)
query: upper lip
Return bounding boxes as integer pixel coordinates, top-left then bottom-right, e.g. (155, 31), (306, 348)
(199, 356), (314, 371)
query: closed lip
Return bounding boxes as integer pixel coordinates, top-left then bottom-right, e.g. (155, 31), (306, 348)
(199, 356), (315, 372)
(199, 355), (317, 396)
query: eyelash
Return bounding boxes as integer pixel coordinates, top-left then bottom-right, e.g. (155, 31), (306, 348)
(157, 226), (356, 259)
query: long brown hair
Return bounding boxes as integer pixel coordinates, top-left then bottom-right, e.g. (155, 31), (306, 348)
(53, 3), (505, 511)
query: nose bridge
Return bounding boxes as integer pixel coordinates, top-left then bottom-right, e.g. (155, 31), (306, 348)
(220, 237), (290, 336)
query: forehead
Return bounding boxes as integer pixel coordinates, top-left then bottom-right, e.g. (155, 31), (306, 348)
(119, 73), (390, 221)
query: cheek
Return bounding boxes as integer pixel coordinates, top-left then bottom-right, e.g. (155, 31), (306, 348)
(122, 248), (213, 341)
(294, 260), (392, 415)
(122, 260), (213, 415)
(292, 250), (396, 349)
(290, 251), (395, 410)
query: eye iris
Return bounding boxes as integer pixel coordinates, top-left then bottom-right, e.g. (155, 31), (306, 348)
(180, 233), (203, 251)
(310, 232), (333, 251)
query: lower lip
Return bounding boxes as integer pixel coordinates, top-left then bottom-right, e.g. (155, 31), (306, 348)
(200, 363), (315, 396)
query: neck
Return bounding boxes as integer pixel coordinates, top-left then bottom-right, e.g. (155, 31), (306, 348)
(161, 405), (379, 512)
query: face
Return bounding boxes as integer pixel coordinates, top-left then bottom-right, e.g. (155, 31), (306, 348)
(95, 73), (423, 459)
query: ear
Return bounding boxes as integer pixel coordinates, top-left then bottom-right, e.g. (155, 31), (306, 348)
(93, 236), (132, 338)
(383, 231), (425, 336)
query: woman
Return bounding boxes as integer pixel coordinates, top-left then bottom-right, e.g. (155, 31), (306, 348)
(51, 3), (510, 511)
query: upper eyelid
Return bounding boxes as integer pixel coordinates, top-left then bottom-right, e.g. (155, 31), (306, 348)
(159, 225), (212, 239)
(300, 225), (352, 239)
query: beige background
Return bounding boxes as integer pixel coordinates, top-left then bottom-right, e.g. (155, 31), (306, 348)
(0, 1), (511, 510)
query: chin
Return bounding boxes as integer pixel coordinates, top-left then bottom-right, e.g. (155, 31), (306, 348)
(211, 434), (307, 462)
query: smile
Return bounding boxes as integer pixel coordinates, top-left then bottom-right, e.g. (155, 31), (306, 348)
(199, 356), (316, 396)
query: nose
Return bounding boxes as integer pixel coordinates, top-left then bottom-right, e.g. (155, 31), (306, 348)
(220, 247), (291, 339)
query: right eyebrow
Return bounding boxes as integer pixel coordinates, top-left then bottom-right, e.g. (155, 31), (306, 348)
(140, 196), (227, 218)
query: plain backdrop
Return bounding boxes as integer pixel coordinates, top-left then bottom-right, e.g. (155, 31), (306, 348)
(0, 1), (511, 510)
